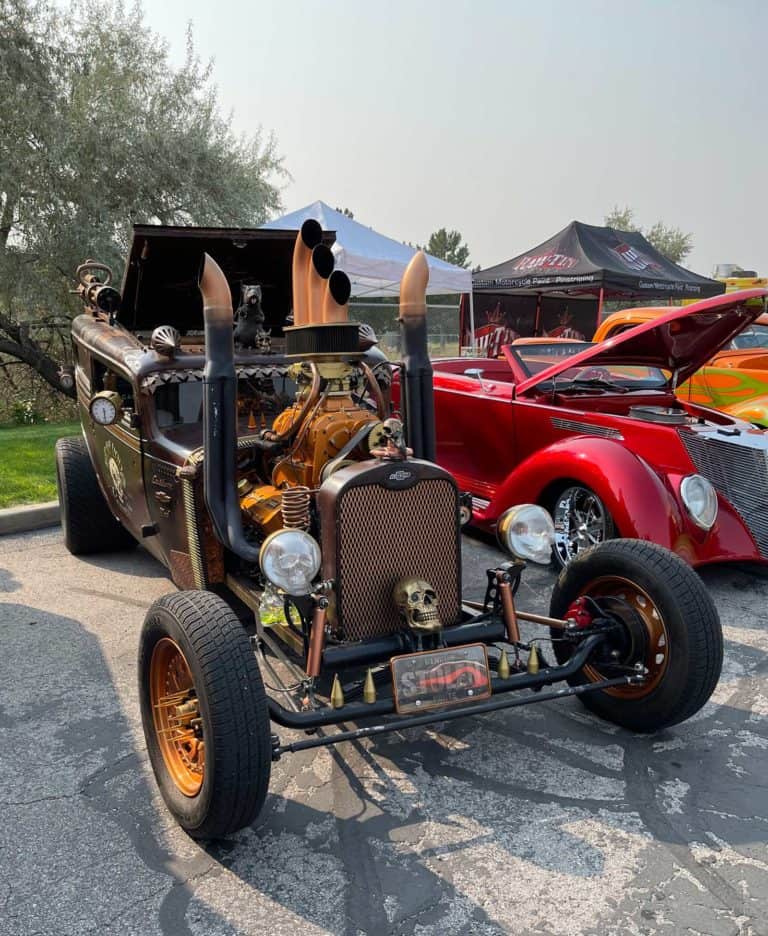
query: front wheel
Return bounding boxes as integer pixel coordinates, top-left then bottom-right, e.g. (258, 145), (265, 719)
(549, 539), (722, 732)
(551, 484), (615, 568)
(138, 591), (272, 839)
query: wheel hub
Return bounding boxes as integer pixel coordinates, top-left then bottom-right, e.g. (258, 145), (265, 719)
(149, 638), (205, 796)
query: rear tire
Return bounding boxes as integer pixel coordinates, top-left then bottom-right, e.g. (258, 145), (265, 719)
(138, 591), (272, 839)
(55, 436), (136, 555)
(549, 539), (722, 732)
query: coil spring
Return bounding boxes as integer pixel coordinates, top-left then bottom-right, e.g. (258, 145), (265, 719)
(281, 486), (311, 530)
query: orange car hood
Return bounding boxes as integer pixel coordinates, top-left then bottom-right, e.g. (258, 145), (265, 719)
(514, 289), (768, 394)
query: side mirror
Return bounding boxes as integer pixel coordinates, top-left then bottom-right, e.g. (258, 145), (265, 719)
(464, 368), (484, 380)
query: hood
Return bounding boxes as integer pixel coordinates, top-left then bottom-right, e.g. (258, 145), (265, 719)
(118, 224), (334, 334)
(514, 289), (768, 395)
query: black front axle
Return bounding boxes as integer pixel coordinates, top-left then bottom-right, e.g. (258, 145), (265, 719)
(268, 632), (635, 758)
(272, 671), (643, 759)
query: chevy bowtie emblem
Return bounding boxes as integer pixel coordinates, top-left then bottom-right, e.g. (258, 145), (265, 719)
(388, 469), (412, 481)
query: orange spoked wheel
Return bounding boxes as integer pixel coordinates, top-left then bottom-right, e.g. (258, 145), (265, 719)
(549, 540), (723, 732)
(149, 638), (205, 797)
(139, 591), (272, 839)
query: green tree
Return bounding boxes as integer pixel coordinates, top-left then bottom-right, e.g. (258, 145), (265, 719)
(0, 0), (285, 397)
(604, 206), (693, 265)
(423, 228), (472, 269)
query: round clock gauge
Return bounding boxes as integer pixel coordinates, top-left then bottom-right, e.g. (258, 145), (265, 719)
(89, 392), (122, 426)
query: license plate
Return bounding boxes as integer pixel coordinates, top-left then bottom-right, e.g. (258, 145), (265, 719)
(391, 644), (492, 714)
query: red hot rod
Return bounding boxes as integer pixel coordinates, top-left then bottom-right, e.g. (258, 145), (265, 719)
(423, 290), (768, 567)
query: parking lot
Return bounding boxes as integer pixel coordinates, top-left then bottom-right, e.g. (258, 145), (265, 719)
(1, 528), (767, 936)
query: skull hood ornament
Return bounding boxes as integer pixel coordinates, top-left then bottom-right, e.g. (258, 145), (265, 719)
(393, 577), (441, 633)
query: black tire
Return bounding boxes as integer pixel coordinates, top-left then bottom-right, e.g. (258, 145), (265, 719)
(550, 484), (615, 569)
(549, 539), (722, 732)
(138, 591), (272, 839)
(55, 435), (136, 555)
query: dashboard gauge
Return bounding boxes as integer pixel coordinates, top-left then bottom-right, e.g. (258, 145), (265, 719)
(89, 391), (122, 426)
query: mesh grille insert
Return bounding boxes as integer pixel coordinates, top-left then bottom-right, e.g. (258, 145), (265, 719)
(335, 478), (461, 641)
(680, 431), (768, 559)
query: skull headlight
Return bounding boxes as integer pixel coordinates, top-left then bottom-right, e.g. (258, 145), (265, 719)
(259, 529), (321, 595)
(497, 504), (555, 564)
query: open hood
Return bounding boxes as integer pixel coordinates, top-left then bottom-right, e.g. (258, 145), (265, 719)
(118, 224), (334, 334)
(514, 289), (768, 395)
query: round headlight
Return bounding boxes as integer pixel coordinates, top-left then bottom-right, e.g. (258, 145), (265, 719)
(259, 529), (321, 595)
(680, 474), (718, 530)
(497, 504), (555, 564)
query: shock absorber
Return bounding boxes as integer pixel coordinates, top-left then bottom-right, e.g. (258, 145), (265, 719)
(281, 486), (311, 530)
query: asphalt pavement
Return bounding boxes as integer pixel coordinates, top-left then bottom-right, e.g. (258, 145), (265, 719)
(1, 529), (767, 936)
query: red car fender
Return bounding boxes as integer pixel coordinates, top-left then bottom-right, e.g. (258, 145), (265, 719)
(486, 437), (685, 550)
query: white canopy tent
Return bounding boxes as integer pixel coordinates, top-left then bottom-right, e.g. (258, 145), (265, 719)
(262, 201), (473, 299)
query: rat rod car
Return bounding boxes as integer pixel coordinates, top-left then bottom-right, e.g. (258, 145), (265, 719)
(422, 289), (768, 569)
(58, 222), (722, 839)
(595, 307), (768, 427)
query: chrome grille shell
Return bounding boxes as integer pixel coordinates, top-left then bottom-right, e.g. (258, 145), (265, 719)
(317, 459), (462, 641)
(679, 429), (768, 558)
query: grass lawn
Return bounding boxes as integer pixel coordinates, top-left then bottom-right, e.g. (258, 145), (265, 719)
(0, 423), (81, 509)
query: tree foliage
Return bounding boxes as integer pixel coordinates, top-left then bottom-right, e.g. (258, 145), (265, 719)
(603, 206), (693, 265)
(0, 0), (285, 397)
(423, 228), (472, 269)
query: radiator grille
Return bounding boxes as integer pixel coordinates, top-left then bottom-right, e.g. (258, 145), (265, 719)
(680, 431), (768, 558)
(335, 478), (462, 641)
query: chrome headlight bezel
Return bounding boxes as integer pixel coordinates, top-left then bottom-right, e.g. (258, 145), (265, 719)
(497, 504), (555, 565)
(259, 529), (321, 595)
(680, 474), (718, 531)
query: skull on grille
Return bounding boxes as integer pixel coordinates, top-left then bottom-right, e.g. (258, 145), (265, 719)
(393, 577), (441, 632)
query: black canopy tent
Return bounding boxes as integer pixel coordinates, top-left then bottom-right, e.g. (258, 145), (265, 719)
(462, 221), (725, 350)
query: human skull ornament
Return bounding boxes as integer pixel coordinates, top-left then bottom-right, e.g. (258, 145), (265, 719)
(393, 577), (441, 632)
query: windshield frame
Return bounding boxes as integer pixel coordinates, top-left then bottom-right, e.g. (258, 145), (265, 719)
(506, 342), (671, 393)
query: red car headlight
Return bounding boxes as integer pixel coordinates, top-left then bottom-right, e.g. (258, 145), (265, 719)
(680, 474), (718, 531)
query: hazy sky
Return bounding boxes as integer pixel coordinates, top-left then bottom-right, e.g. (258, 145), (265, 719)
(142, 0), (766, 276)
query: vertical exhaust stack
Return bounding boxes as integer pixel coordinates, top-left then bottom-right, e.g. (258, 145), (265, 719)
(322, 269), (352, 323)
(292, 219), (323, 327)
(307, 244), (335, 324)
(199, 253), (261, 562)
(399, 251), (434, 461)
(285, 223), (359, 360)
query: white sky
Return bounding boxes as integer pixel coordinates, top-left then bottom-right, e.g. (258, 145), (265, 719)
(142, 0), (767, 276)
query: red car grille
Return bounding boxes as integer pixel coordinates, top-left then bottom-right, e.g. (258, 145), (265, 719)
(680, 431), (768, 559)
(334, 477), (462, 641)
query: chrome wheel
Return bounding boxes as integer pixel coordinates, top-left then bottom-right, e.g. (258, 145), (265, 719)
(552, 486), (613, 567)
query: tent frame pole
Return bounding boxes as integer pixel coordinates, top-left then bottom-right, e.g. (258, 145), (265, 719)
(597, 287), (605, 329)
(469, 291), (476, 353)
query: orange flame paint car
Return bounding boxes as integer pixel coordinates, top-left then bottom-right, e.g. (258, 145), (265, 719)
(594, 309), (768, 427)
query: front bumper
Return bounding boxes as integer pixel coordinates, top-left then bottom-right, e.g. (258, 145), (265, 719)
(269, 633), (643, 758)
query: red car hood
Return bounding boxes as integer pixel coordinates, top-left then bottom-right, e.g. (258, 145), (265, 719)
(514, 289), (768, 395)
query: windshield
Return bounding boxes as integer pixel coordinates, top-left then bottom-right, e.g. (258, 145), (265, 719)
(153, 373), (294, 430)
(729, 324), (768, 350)
(509, 342), (670, 391)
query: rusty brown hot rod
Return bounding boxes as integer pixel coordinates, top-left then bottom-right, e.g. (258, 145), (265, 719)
(58, 223), (723, 839)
